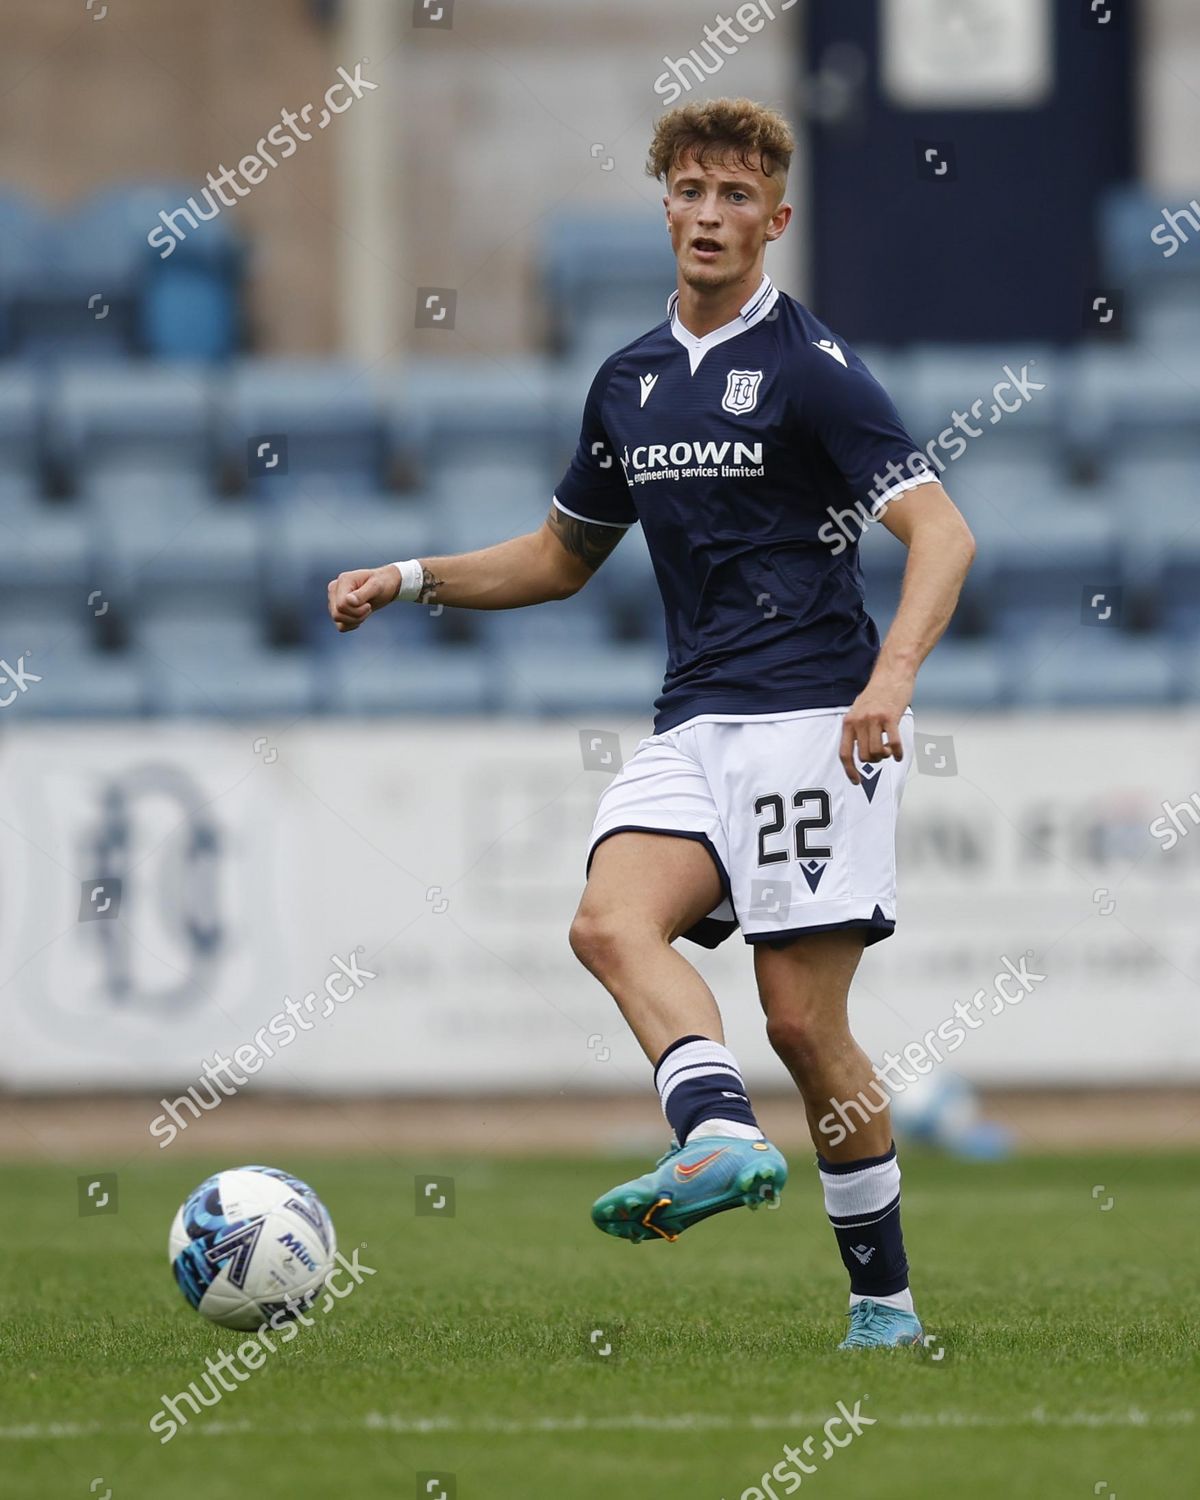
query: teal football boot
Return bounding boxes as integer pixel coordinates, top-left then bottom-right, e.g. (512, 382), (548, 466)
(591, 1136), (787, 1243)
(838, 1298), (924, 1348)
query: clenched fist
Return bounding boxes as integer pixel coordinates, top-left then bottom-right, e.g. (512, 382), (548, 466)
(327, 565), (402, 632)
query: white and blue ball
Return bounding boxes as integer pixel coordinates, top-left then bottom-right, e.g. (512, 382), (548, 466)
(168, 1164), (337, 1330)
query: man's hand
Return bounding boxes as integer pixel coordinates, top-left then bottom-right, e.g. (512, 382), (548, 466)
(839, 669), (914, 785)
(327, 565), (402, 632)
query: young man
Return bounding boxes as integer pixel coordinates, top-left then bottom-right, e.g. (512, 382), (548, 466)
(328, 98), (975, 1349)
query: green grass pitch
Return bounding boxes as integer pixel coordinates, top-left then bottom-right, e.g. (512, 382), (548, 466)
(2, 1151), (1197, 1499)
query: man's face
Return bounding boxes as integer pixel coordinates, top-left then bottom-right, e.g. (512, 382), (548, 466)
(664, 149), (790, 293)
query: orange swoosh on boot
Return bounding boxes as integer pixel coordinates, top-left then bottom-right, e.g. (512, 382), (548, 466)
(673, 1148), (727, 1180)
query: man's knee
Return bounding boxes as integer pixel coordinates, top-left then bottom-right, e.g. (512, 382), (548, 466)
(569, 906), (626, 977)
(766, 1006), (838, 1081)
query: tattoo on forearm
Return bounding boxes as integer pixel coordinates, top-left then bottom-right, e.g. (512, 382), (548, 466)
(547, 506), (624, 572)
(416, 566), (443, 604)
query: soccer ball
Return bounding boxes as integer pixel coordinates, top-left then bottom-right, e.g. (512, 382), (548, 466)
(168, 1164), (337, 1330)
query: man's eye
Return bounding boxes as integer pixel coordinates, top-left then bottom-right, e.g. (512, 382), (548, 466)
(729, 192), (748, 203)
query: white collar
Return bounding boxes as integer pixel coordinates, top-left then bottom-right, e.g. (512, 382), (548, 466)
(668, 274), (778, 374)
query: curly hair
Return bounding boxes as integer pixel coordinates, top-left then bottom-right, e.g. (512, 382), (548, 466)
(646, 97), (794, 192)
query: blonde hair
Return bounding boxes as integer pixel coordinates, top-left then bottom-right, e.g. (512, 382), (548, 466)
(647, 98), (794, 191)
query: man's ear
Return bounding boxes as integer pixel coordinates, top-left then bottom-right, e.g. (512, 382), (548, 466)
(765, 201), (793, 243)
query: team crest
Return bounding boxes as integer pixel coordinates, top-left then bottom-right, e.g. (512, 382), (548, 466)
(721, 369), (763, 416)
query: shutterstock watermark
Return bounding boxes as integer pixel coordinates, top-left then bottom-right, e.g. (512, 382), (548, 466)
(817, 953), (1047, 1149)
(0, 653), (41, 707)
(148, 1247), (376, 1444)
(1149, 791), (1200, 852)
(721, 1396), (875, 1498)
(149, 949), (377, 1147)
(147, 63), (378, 259)
(818, 361), (1047, 555)
(654, 1), (799, 105)
(1150, 196), (1200, 260)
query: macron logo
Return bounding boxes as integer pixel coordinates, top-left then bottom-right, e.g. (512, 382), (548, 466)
(814, 339), (847, 368)
(849, 1244), (875, 1265)
(639, 373), (659, 408)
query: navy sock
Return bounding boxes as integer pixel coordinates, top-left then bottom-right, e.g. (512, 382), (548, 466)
(818, 1142), (910, 1297)
(654, 1034), (761, 1143)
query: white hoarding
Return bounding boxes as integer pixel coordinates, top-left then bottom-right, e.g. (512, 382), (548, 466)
(1, 715), (1196, 1091)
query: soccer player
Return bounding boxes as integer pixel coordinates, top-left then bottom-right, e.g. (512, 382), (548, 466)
(328, 98), (975, 1349)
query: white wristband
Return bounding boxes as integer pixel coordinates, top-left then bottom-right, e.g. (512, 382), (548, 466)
(391, 559), (425, 602)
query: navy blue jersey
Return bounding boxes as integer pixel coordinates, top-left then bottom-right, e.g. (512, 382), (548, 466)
(553, 276), (934, 733)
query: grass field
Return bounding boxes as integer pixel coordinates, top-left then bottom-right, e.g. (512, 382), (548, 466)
(2, 1150), (1198, 1499)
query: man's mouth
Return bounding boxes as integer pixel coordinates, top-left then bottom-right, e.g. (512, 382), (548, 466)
(691, 238), (723, 256)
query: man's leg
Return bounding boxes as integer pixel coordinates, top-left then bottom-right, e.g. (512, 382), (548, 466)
(573, 831), (787, 1241)
(569, 830), (725, 1063)
(754, 932), (921, 1342)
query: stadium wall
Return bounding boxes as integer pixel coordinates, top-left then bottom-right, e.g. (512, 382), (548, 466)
(1, 715), (1193, 1093)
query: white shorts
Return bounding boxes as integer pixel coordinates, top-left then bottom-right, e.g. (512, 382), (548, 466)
(587, 706), (914, 948)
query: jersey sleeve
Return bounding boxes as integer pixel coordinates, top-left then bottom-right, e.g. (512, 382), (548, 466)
(798, 343), (936, 516)
(552, 359), (639, 529)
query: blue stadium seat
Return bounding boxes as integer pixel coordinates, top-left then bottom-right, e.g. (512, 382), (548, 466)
(1068, 346), (1200, 467)
(1131, 278), (1200, 354)
(1097, 184), (1200, 352)
(540, 215), (677, 357)
(0, 646), (147, 717)
(1095, 472), (1197, 609)
(474, 593), (613, 650)
(133, 606), (314, 716)
(0, 602), (143, 716)
(1172, 640), (1200, 702)
(567, 307), (667, 370)
(1013, 630), (1176, 708)
(0, 364), (43, 489)
(496, 642), (662, 715)
(1153, 540), (1200, 641)
(1098, 185), (1184, 281)
(94, 492), (263, 619)
(9, 184), (243, 361)
(0, 492), (92, 598)
(393, 359), (559, 481)
(900, 345), (1064, 468)
(92, 182), (249, 360)
(226, 361), (390, 497)
(429, 461), (551, 551)
(323, 647), (493, 715)
(949, 487), (1117, 639)
(51, 362), (217, 495)
(911, 641), (1012, 710)
(0, 193), (57, 356)
(144, 648), (315, 717)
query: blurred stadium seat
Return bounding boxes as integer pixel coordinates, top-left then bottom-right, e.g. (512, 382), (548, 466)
(0, 183), (244, 361)
(0, 194), (1193, 719)
(1099, 183), (1200, 351)
(227, 360), (390, 497)
(540, 214), (678, 357)
(1015, 630), (1177, 708)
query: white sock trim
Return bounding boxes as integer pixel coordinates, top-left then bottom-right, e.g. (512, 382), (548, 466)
(686, 1119), (764, 1144)
(819, 1155), (901, 1221)
(655, 1039), (745, 1111)
(850, 1287), (914, 1315)
(655, 1038), (758, 1138)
